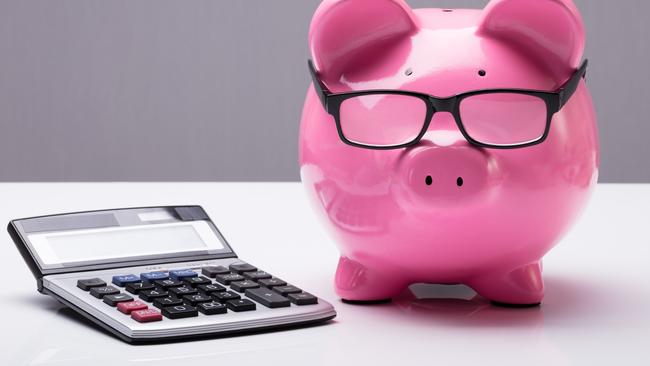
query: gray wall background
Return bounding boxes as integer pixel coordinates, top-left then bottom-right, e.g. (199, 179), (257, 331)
(0, 0), (648, 182)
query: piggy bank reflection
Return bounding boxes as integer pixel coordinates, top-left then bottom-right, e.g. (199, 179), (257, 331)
(299, 0), (598, 306)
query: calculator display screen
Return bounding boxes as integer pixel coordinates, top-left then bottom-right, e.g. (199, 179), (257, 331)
(27, 221), (224, 268)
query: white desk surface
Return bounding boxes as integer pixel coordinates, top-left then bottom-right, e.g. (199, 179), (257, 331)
(1, 183), (648, 366)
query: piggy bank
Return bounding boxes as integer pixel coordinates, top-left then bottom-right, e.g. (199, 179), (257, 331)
(299, 0), (598, 306)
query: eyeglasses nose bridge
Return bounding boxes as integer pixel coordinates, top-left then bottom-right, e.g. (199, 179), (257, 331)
(428, 96), (456, 113)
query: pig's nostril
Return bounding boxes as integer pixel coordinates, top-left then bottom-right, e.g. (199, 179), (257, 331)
(425, 176), (433, 186)
(457, 177), (464, 187)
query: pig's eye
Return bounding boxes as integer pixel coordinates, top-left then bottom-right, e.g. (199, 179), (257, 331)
(478, 70), (487, 77)
(425, 176), (433, 186)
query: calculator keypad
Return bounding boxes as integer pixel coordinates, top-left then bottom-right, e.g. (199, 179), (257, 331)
(76, 261), (319, 323)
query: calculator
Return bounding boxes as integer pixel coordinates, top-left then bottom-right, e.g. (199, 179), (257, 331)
(8, 206), (336, 343)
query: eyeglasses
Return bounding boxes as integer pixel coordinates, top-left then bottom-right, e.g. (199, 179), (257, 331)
(308, 59), (588, 150)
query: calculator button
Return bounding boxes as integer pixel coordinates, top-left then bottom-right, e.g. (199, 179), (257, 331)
(111, 274), (141, 287)
(197, 283), (226, 294)
(245, 287), (291, 308)
(131, 309), (163, 323)
(272, 285), (302, 296)
(139, 289), (169, 301)
(140, 272), (169, 282)
(230, 280), (260, 293)
(169, 269), (198, 280)
(125, 282), (155, 294)
(162, 305), (198, 319)
(153, 297), (184, 309)
(243, 271), (272, 280)
(183, 276), (211, 287)
(258, 278), (287, 288)
(154, 279), (184, 289)
(198, 302), (227, 315)
(201, 266), (230, 278)
(215, 273), (245, 285)
(77, 278), (106, 291)
(211, 290), (241, 302)
(169, 286), (198, 297)
(103, 293), (134, 306)
(90, 286), (120, 298)
(229, 263), (257, 273)
(183, 294), (213, 306)
(225, 299), (256, 312)
(117, 300), (148, 314)
(288, 292), (318, 305)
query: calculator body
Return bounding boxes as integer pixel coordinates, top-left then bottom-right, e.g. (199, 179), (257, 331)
(9, 206), (336, 343)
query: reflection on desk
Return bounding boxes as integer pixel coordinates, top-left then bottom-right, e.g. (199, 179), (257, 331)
(1, 183), (649, 366)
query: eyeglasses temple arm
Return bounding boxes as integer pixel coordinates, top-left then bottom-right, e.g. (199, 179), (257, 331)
(559, 59), (589, 109)
(308, 59), (331, 111)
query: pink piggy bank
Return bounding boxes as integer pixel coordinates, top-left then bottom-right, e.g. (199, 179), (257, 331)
(299, 0), (599, 306)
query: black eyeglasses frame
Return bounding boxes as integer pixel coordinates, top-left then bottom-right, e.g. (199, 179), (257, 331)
(308, 59), (588, 150)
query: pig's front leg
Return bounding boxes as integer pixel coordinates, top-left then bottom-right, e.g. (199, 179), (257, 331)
(334, 257), (407, 302)
(468, 262), (544, 307)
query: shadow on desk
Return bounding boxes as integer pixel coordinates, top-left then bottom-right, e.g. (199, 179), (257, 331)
(16, 274), (618, 336)
(340, 275), (610, 329)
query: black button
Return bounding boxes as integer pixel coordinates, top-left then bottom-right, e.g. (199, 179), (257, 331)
(153, 297), (184, 309)
(211, 290), (241, 302)
(77, 278), (106, 291)
(183, 294), (213, 306)
(225, 299), (256, 312)
(288, 292), (318, 305)
(230, 280), (260, 293)
(243, 271), (272, 280)
(169, 286), (198, 297)
(125, 282), (155, 294)
(183, 276), (212, 287)
(90, 286), (120, 299)
(197, 283), (226, 294)
(198, 301), (227, 315)
(162, 304), (198, 319)
(229, 262), (257, 273)
(139, 289), (169, 301)
(258, 278), (287, 288)
(245, 287), (291, 308)
(201, 266), (230, 278)
(154, 279), (184, 289)
(273, 285), (302, 296)
(215, 273), (245, 285)
(103, 293), (133, 306)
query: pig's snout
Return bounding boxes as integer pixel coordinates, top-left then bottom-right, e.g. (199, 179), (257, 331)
(400, 145), (492, 206)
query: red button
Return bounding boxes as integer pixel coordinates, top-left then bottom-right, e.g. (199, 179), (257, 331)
(131, 309), (163, 323)
(117, 300), (148, 314)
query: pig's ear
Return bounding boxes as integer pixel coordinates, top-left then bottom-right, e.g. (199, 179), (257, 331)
(309, 0), (418, 78)
(478, 0), (585, 80)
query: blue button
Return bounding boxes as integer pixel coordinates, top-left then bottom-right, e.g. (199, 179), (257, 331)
(169, 269), (198, 280)
(140, 272), (169, 281)
(112, 274), (141, 287)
